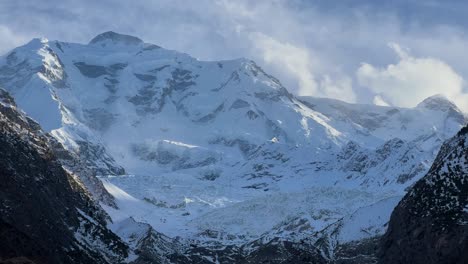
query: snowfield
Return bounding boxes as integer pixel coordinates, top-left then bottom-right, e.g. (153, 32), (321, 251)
(101, 167), (399, 247)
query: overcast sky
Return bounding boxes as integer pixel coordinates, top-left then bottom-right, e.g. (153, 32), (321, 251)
(1, 0), (468, 111)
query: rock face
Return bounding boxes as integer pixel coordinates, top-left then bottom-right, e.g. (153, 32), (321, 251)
(50, 139), (119, 207)
(0, 89), (127, 263)
(380, 125), (468, 264)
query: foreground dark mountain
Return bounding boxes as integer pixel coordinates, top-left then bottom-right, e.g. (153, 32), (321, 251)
(0, 89), (127, 263)
(380, 125), (468, 264)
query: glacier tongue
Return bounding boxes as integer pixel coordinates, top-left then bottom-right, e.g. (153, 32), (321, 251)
(0, 32), (467, 258)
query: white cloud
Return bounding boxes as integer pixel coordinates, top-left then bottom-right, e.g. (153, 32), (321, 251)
(357, 43), (468, 111)
(250, 32), (356, 102)
(250, 32), (319, 95)
(319, 75), (356, 103)
(387, 42), (410, 59)
(0, 25), (28, 55)
(373, 95), (390, 107)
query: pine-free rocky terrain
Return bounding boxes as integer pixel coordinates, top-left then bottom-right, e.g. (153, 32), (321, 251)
(0, 32), (466, 263)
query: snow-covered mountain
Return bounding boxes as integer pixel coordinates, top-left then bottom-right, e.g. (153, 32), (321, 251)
(0, 31), (466, 262)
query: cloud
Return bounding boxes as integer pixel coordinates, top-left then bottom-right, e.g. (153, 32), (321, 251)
(249, 33), (319, 95)
(357, 43), (468, 111)
(319, 75), (356, 103)
(373, 95), (390, 107)
(249, 32), (356, 102)
(0, 25), (28, 55)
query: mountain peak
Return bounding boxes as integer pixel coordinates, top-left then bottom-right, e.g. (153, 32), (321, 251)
(416, 94), (460, 112)
(89, 31), (144, 46)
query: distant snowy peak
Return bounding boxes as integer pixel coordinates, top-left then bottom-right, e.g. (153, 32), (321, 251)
(89, 31), (146, 48)
(416, 94), (463, 113)
(299, 95), (467, 148)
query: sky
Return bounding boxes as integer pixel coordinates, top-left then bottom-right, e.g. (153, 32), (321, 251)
(1, 0), (468, 111)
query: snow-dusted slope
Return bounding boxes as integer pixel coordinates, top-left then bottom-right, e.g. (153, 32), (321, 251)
(0, 32), (466, 262)
(0, 89), (128, 263)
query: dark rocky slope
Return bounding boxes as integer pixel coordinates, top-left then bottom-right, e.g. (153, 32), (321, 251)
(380, 125), (468, 264)
(0, 89), (128, 264)
(0, 86), (329, 264)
